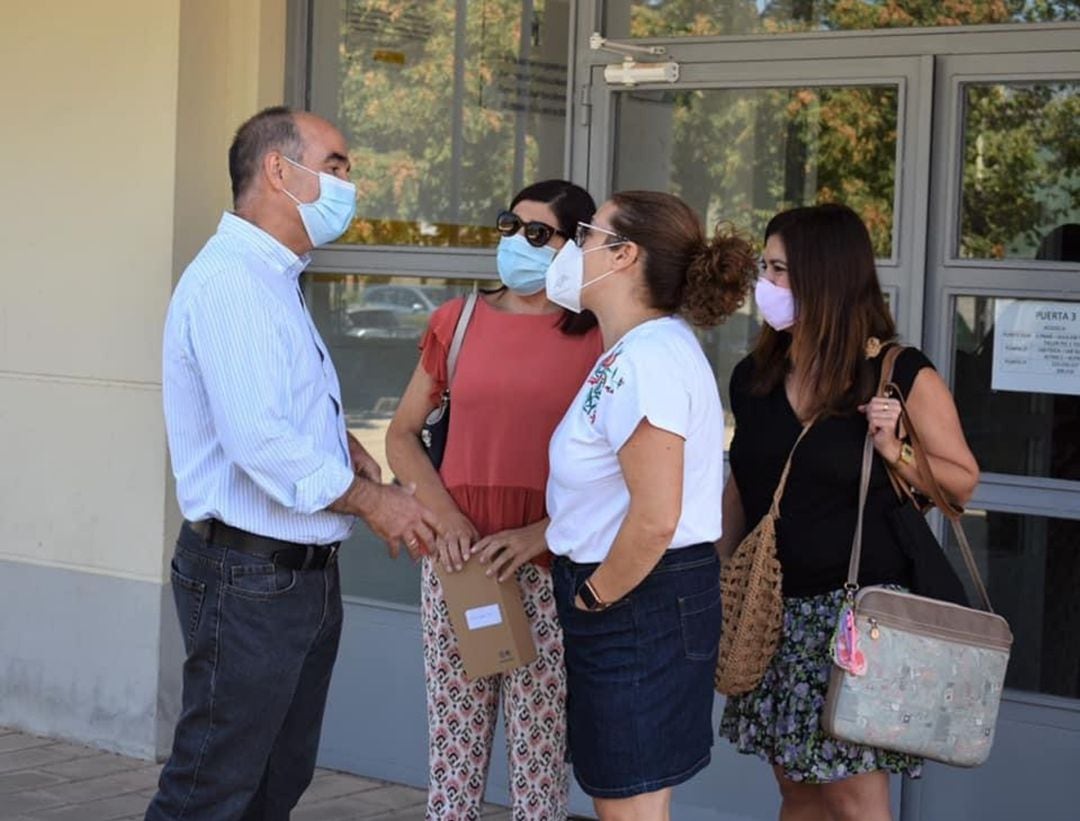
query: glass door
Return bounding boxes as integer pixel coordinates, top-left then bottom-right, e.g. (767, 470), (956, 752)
(577, 46), (930, 821)
(580, 53), (931, 431)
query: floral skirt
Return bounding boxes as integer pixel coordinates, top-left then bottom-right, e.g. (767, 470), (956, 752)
(719, 588), (922, 783)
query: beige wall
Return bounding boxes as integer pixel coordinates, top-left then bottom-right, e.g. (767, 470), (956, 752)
(0, 0), (287, 756)
(0, 1), (183, 583)
(0, 0), (286, 583)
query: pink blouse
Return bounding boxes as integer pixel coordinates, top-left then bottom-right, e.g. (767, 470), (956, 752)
(419, 295), (603, 566)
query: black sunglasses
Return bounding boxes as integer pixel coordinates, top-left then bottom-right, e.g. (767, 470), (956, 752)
(496, 210), (567, 248)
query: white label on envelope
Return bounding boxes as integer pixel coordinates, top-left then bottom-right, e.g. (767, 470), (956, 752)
(465, 603), (503, 630)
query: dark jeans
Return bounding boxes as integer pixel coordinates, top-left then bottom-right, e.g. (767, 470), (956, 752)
(146, 523), (343, 821)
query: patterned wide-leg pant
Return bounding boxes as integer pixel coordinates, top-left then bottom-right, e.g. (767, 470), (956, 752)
(421, 556), (569, 820)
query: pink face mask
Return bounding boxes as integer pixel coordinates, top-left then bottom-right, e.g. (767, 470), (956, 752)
(755, 277), (796, 331)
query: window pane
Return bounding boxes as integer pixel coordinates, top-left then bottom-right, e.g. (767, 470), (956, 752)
(946, 511), (1080, 698)
(613, 85), (898, 257)
(953, 296), (1080, 481)
(605, 1), (1079, 38)
(959, 81), (1080, 259)
(303, 272), (485, 605)
(310, 1), (569, 248)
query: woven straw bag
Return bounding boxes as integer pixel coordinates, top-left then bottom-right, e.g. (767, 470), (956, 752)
(715, 424), (812, 696)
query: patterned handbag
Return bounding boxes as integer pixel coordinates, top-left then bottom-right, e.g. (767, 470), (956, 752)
(420, 289), (478, 470)
(715, 424), (813, 696)
(821, 350), (1013, 767)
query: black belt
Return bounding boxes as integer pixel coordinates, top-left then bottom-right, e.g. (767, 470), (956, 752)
(186, 520), (339, 571)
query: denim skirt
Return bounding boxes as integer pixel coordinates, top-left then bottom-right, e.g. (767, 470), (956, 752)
(553, 543), (722, 798)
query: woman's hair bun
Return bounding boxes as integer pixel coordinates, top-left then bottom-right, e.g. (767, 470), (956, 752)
(683, 223), (757, 326)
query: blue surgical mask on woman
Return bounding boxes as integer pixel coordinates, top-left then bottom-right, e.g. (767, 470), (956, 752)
(281, 156), (358, 247)
(496, 234), (557, 295)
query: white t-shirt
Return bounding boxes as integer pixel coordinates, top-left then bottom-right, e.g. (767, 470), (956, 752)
(545, 316), (725, 563)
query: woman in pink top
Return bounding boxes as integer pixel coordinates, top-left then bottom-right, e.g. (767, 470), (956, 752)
(386, 180), (603, 820)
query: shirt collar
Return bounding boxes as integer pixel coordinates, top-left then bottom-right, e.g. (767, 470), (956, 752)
(218, 212), (312, 280)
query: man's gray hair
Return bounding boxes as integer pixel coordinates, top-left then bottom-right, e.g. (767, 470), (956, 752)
(228, 106), (304, 206)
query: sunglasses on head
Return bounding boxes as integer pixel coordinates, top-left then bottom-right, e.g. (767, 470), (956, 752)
(496, 210), (567, 248)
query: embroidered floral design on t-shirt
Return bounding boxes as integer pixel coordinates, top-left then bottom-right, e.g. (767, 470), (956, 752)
(583, 345), (625, 423)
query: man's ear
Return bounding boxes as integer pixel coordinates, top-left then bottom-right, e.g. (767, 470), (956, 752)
(263, 151), (288, 193)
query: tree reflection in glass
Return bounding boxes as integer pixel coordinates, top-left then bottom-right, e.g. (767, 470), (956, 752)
(614, 85), (899, 257)
(960, 82), (1080, 259)
(610, 0), (1080, 38)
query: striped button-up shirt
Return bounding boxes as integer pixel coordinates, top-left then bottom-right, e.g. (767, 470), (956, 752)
(163, 212), (355, 544)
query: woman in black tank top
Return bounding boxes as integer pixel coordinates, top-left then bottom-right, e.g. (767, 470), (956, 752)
(717, 204), (979, 821)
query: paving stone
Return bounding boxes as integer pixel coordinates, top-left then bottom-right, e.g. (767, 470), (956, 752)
(0, 732), (449, 821)
(30, 792), (149, 821)
(0, 790), (68, 815)
(0, 735), (54, 754)
(296, 771), (383, 804)
(0, 769), (70, 794)
(375, 809), (427, 821)
(0, 746), (88, 775)
(354, 784), (426, 812)
(292, 784), (425, 820)
(41, 766), (161, 803)
(36, 743), (110, 762)
(40, 753), (145, 781)
(292, 796), (374, 821)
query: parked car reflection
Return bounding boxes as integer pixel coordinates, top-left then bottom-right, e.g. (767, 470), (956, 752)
(343, 306), (422, 340)
(344, 284), (457, 339)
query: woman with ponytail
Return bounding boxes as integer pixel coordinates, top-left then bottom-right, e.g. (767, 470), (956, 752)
(542, 191), (756, 819)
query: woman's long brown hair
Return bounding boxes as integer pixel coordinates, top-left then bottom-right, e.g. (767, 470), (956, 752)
(751, 203), (896, 417)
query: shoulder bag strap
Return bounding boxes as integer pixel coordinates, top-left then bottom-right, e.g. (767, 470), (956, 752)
(768, 421), (815, 518)
(445, 288), (479, 388)
(848, 346), (993, 611)
(875, 346), (907, 502)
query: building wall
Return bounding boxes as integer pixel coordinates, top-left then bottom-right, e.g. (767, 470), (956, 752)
(0, 0), (286, 759)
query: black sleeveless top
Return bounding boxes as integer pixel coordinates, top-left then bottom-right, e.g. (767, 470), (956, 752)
(728, 346), (934, 598)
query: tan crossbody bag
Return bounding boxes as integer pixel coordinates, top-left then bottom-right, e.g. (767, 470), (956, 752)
(821, 346), (1013, 767)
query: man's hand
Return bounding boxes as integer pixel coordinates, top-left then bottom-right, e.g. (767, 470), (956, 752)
(471, 519), (548, 582)
(347, 432), (383, 483)
(330, 478), (437, 559)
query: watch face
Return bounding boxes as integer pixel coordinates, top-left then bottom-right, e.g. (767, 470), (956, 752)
(578, 581), (599, 610)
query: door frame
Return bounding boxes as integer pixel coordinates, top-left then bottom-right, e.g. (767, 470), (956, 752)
(925, 50), (1080, 513)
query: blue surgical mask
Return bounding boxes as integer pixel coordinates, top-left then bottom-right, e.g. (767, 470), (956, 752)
(282, 156), (357, 247)
(496, 234), (557, 295)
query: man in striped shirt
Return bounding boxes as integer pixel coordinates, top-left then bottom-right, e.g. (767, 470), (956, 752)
(147, 107), (437, 821)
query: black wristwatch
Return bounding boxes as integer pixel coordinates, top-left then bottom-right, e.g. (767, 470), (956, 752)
(577, 578), (609, 611)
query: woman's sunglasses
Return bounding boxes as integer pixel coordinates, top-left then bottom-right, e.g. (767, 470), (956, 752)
(496, 210), (567, 248)
(575, 221), (627, 248)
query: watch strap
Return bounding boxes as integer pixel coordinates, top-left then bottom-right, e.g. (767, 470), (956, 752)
(578, 578), (607, 611)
